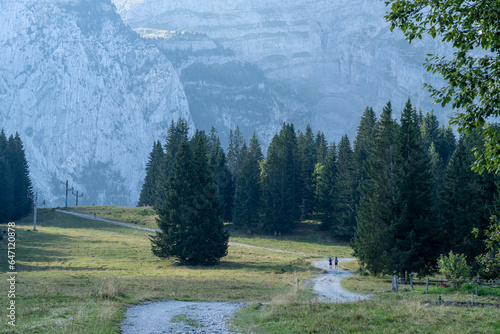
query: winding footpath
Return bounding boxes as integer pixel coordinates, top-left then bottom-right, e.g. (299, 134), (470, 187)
(56, 209), (369, 333)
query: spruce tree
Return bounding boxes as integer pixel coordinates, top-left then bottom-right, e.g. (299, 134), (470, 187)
(353, 107), (377, 222)
(439, 133), (497, 265)
(261, 135), (282, 233)
(5, 133), (33, 220)
(155, 119), (189, 209)
(151, 134), (228, 265)
(315, 142), (337, 231)
(332, 135), (356, 238)
(353, 102), (399, 275)
(261, 123), (301, 234)
(277, 123), (301, 232)
(207, 129), (234, 222)
(138, 141), (164, 207)
(0, 156), (14, 223)
(233, 133), (263, 233)
(227, 126), (245, 193)
(315, 131), (328, 165)
(391, 99), (439, 276)
(298, 124), (317, 218)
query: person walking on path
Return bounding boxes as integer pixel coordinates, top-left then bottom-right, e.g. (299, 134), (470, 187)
(329, 257), (333, 269)
(334, 257), (338, 270)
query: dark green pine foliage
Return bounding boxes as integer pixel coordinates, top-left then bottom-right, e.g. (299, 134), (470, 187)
(315, 131), (328, 165)
(0, 129), (15, 223)
(5, 133), (33, 221)
(155, 119), (189, 209)
(353, 102), (399, 275)
(437, 125), (456, 167)
(138, 141), (164, 207)
(439, 133), (497, 266)
(391, 99), (439, 276)
(151, 133), (228, 265)
(315, 142), (337, 231)
(428, 142), (444, 202)
(298, 124), (317, 219)
(420, 110), (440, 154)
(261, 123), (301, 234)
(276, 123), (301, 233)
(227, 126), (246, 193)
(208, 128), (234, 222)
(261, 135), (282, 233)
(353, 107), (377, 217)
(332, 134), (356, 239)
(233, 133), (263, 232)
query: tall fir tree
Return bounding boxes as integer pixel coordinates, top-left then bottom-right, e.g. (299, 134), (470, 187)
(298, 124), (317, 218)
(353, 102), (399, 275)
(353, 107), (377, 221)
(391, 99), (439, 276)
(151, 133), (228, 265)
(332, 134), (357, 238)
(261, 123), (301, 234)
(261, 135), (282, 233)
(227, 126), (245, 194)
(439, 133), (497, 266)
(5, 133), (33, 220)
(207, 128), (234, 222)
(315, 142), (337, 231)
(315, 131), (328, 165)
(233, 133), (263, 233)
(0, 156), (14, 223)
(138, 141), (164, 207)
(155, 118), (189, 209)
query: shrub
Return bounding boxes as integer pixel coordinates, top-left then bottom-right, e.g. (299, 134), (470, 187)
(438, 251), (471, 289)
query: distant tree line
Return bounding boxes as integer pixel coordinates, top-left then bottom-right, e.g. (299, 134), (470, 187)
(0, 129), (33, 223)
(140, 101), (499, 272)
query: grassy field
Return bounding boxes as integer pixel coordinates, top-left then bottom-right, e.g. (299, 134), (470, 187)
(64, 206), (157, 229)
(1, 207), (499, 333)
(0, 208), (331, 333)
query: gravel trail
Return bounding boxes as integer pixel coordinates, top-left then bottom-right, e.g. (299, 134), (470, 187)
(121, 301), (247, 334)
(311, 259), (370, 303)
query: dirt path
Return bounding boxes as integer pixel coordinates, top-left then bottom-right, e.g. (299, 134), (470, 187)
(312, 259), (370, 303)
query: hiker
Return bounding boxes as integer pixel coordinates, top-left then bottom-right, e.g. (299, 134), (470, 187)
(329, 257), (333, 269)
(334, 257), (338, 270)
(94, 213), (96, 219)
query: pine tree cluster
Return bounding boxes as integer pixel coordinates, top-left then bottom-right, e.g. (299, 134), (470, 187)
(141, 102), (498, 271)
(0, 129), (33, 223)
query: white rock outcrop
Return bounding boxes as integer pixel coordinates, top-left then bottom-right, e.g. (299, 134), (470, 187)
(0, 0), (192, 206)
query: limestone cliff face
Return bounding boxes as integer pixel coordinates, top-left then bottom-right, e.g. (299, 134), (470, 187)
(0, 0), (192, 206)
(114, 0), (452, 140)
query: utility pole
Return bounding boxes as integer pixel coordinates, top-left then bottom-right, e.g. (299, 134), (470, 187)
(65, 180), (69, 208)
(33, 192), (38, 231)
(28, 190), (38, 231)
(75, 191), (83, 207)
(61, 180), (73, 208)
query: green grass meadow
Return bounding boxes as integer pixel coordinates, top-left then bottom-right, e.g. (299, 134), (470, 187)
(1, 207), (499, 333)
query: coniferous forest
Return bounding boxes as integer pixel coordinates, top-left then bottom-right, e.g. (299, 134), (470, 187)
(0, 129), (33, 223)
(141, 100), (499, 271)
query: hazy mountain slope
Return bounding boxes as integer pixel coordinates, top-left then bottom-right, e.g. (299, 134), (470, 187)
(0, 0), (192, 206)
(114, 0), (452, 140)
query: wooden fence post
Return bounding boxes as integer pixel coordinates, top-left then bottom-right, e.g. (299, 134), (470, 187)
(392, 275), (398, 292)
(426, 277), (429, 294)
(409, 274), (413, 291)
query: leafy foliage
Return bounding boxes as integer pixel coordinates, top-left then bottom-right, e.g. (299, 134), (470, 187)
(385, 0), (500, 173)
(438, 251), (472, 289)
(474, 216), (500, 279)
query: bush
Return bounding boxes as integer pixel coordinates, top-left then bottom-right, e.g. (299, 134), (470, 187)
(438, 251), (472, 289)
